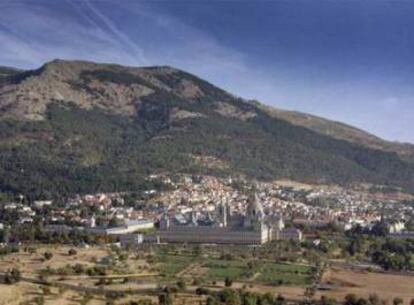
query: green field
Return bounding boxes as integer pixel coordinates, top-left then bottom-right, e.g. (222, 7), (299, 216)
(205, 259), (312, 286)
(152, 252), (312, 286)
(205, 259), (249, 281)
(255, 263), (312, 285)
(155, 254), (197, 277)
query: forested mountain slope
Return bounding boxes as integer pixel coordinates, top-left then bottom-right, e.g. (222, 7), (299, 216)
(0, 59), (413, 199)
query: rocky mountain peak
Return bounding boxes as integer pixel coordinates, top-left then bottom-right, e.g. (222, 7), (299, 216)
(0, 60), (414, 196)
(0, 59), (208, 120)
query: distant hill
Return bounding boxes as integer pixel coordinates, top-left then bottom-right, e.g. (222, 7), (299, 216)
(0, 66), (23, 78)
(254, 102), (414, 164)
(0, 59), (413, 199)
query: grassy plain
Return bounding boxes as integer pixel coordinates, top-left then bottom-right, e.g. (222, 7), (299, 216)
(317, 267), (414, 303)
(0, 245), (413, 304)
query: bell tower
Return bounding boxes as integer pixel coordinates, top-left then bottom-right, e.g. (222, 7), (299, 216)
(244, 193), (264, 229)
(219, 197), (228, 227)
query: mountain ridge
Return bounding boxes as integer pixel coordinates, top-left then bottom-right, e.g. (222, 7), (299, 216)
(252, 102), (414, 163)
(3, 59), (412, 146)
(0, 65), (23, 78)
(0, 59), (413, 198)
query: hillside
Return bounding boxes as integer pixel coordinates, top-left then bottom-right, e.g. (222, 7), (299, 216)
(255, 102), (414, 163)
(0, 59), (413, 199)
(0, 66), (23, 78)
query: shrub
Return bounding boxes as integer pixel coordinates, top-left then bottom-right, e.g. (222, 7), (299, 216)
(68, 248), (77, 256)
(43, 251), (53, 260)
(176, 280), (186, 291)
(224, 277), (233, 287)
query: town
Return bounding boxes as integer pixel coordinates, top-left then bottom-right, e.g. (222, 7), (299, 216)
(1, 174), (413, 246)
(0, 175), (413, 305)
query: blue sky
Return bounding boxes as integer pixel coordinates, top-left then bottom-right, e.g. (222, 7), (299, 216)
(0, 0), (413, 143)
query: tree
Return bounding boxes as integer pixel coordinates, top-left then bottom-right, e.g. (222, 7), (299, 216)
(3, 268), (21, 284)
(79, 292), (93, 305)
(345, 294), (359, 305)
(219, 289), (240, 305)
(158, 293), (172, 305)
(34, 296), (45, 305)
(41, 286), (51, 295)
(304, 287), (315, 300)
(247, 261), (256, 271)
(0, 227), (10, 244)
(275, 294), (285, 305)
(368, 294), (380, 305)
(259, 292), (276, 305)
(357, 298), (368, 305)
(10, 268), (21, 281)
(224, 277), (233, 287)
(44, 251), (53, 260)
(193, 245), (202, 257)
(28, 247), (37, 255)
(176, 280), (186, 291)
(371, 222), (389, 236)
(68, 248), (77, 256)
(207, 297), (218, 305)
(195, 287), (210, 296)
(241, 292), (258, 305)
(393, 298), (403, 305)
(130, 300), (152, 305)
(320, 296), (336, 305)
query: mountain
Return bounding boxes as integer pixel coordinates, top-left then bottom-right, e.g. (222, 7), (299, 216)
(0, 66), (23, 78)
(254, 103), (414, 164)
(0, 59), (413, 199)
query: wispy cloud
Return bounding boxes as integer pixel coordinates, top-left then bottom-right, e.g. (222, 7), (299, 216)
(0, 0), (143, 67)
(81, 0), (149, 65)
(0, 0), (413, 143)
(0, 0), (247, 76)
(114, 2), (251, 91)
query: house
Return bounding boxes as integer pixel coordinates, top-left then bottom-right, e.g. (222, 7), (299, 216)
(89, 219), (154, 236)
(120, 234), (144, 248)
(33, 200), (53, 208)
(278, 228), (303, 241)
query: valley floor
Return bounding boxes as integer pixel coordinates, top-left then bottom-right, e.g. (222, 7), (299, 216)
(0, 245), (413, 304)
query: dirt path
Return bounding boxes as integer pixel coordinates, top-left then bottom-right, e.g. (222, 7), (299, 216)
(248, 272), (261, 282)
(177, 262), (202, 277)
(50, 272), (159, 280)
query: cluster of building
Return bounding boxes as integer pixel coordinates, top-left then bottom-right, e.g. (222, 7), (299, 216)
(143, 194), (301, 245)
(43, 191), (301, 247)
(0, 174), (413, 246)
